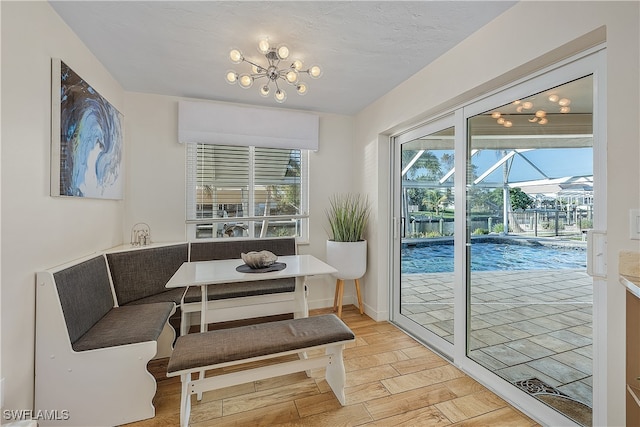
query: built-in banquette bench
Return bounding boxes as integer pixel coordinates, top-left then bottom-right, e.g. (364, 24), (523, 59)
(35, 237), (298, 426)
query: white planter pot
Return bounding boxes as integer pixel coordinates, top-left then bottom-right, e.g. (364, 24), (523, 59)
(326, 240), (367, 280)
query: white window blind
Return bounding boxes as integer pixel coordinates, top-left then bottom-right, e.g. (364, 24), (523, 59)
(178, 100), (319, 151)
(186, 143), (309, 239)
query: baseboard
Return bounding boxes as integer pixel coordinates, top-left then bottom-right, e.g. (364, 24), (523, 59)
(308, 297), (389, 322)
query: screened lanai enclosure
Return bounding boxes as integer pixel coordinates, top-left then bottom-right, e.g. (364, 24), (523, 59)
(401, 85), (594, 240)
(395, 73), (596, 426)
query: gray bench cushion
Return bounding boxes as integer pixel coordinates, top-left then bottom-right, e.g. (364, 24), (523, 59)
(54, 256), (115, 345)
(107, 243), (188, 305)
(167, 314), (355, 374)
(126, 288), (187, 306)
(73, 302), (175, 352)
(189, 237), (296, 262)
(182, 278), (295, 302)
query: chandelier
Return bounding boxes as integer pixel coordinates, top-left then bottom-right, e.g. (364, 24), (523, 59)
(225, 39), (322, 103)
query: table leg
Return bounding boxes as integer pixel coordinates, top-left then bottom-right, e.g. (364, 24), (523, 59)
(200, 285), (206, 333)
(198, 284), (207, 400)
(294, 276), (309, 318)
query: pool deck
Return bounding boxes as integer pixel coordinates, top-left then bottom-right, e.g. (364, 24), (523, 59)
(401, 268), (593, 412)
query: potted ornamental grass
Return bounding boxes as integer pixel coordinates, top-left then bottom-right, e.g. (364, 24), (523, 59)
(326, 193), (370, 284)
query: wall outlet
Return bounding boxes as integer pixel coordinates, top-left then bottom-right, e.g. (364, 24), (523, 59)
(631, 209), (640, 240)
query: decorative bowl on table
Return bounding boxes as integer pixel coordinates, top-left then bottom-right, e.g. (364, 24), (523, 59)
(241, 250), (278, 269)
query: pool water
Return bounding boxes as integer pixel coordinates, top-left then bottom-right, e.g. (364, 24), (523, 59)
(402, 241), (587, 274)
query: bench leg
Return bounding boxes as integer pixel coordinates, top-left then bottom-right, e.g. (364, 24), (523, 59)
(197, 370), (205, 401)
(298, 350), (312, 377)
(325, 344), (347, 405)
(180, 373), (192, 427)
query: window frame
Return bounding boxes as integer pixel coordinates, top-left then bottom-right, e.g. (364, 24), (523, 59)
(185, 143), (309, 242)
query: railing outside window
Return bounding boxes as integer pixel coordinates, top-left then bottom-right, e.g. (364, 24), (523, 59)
(186, 143), (309, 240)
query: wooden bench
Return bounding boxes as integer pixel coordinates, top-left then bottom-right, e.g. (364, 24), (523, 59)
(167, 314), (355, 427)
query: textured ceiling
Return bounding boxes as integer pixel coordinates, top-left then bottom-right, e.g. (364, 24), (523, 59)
(50, 1), (516, 115)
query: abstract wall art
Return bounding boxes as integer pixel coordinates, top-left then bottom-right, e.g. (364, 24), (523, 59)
(51, 58), (123, 199)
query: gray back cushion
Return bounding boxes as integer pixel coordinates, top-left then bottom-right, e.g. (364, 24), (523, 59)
(53, 255), (115, 345)
(190, 237), (296, 262)
(106, 243), (188, 305)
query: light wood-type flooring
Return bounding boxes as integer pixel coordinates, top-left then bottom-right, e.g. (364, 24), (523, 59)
(123, 306), (539, 426)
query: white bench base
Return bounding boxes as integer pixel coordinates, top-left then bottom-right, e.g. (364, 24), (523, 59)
(169, 341), (350, 427)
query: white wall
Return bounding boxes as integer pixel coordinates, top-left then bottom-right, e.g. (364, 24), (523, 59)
(353, 2), (639, 426)
(2, 0), (638, 423)
(123, 92), (356, 308)
(1, 1), (125, 412)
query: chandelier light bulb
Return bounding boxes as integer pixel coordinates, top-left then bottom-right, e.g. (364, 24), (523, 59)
(560, 106), (571, 113)
(512, 100), (521, 105)
(548, 94), (560, 102)
(308, 65), (322, 79)
(229, 49), (243, 64)
(522, 101), (533, 110)
(274, 89), (287, 103)
(516, 106), (524, 113)
(251, 64), (261, 74)
(277, 45), (290, 60)
(296, 82), (308, 95)
(238, 74), (253, 88)
(285, 70), (299, 84)
(538, 117), (548, 125)
(503, 121), (513, 128)
(497, 117), (505, 125)
(558, 98), (571, 107)
(529, 117), (538, 123)
(225, 71), (238, 84)
(292, 59), (303, 71)
(260, 85), (270, 97)
(535, 110), (546, 118)
(258, 39), (270, 54)
(491, 112), (501, 119)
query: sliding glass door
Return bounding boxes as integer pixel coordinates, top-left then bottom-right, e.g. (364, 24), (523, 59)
(466, 75), (595, 426)
(392, 117), (456, 356)
(391, 49), (605, 426)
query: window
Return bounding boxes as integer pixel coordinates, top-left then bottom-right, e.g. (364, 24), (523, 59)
(186, 143), (309, 240)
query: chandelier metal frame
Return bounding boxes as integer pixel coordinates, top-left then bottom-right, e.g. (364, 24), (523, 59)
(225, 39), (322, 104)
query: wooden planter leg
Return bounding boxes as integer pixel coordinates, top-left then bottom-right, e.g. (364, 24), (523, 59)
(333, 279), (340, 311)
(355, 278), (364, 315)
(336, 279), (345, 317)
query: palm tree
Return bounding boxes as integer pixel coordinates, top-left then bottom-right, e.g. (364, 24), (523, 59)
(422, 190), (449, 215)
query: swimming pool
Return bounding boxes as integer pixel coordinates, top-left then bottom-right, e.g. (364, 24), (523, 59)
(401, 240), (587, 274)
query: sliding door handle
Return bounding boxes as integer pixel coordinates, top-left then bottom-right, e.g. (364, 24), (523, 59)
(586, 230), (607, 278)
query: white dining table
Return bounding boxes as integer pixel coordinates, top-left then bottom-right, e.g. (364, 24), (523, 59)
(166, 254), (337, 333)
